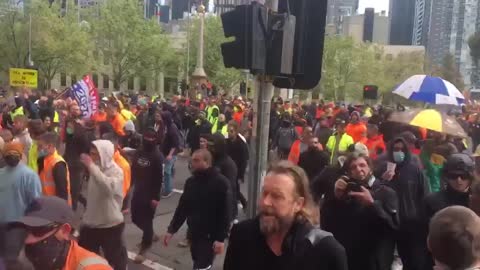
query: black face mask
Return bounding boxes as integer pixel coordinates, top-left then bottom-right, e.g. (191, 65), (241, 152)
(4, 155), (20, 167)
(143, 140), (157, 151)
(24, 232), (70, 270)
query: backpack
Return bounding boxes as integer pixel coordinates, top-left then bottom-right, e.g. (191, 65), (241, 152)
(278, 127), (295, 150)
(172, 123), (185, 152)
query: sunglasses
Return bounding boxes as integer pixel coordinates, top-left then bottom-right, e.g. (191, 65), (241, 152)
(446, 173), (471, 181)
(28, 223), (61, 237)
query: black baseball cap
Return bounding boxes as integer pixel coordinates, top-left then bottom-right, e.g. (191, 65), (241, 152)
(11, 196), (74, 227)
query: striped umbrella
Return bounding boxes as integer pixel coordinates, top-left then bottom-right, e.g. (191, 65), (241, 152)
(392, 75), (465, 106)
(388, 109), (467, 137)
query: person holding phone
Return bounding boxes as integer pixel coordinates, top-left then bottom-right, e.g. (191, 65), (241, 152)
(374, 137), (429, 270)
(321, 153), (399, 270)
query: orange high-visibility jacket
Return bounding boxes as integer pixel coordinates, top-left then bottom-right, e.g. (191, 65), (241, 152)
(64, 240), (112, 270)
(39, 151), (72, 205)
(114, 151), (131, 198)
(288, 140), (302, 165)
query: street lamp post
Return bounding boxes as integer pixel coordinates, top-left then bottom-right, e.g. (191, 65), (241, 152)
(185, 0), (191, 84)
(192, 4), (207, 78)
(190, 3), (207, 91)
(28, 13), (33, 67)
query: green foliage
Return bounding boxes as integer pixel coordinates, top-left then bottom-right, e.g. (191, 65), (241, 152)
(32, 0), (92, 89)
(469, 33), (480, 63)
(0, 0), (92, 89)
(188, 15), (243, 92)
(431, 53), (465, 90)
(317, 36), (425, 102)
(0, 2), (29, 71)
(468, 32), (480, 88)
(0, 0), (178, 91)
(90, 0), (176, 90)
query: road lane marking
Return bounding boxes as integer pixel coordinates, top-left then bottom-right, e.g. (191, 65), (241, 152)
(173, 189), (184, 194)
(127, 251), (173, 270)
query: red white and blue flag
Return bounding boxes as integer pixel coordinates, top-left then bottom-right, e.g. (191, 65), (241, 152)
(70, 75), (99, 118)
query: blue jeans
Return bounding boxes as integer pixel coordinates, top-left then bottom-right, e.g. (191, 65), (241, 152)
(163, 155), (177, 194)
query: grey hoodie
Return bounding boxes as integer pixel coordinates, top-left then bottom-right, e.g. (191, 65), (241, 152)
(82, 140), (124, 228)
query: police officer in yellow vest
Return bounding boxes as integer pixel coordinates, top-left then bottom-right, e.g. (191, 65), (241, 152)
(36, 132), (72, 205)
(205, 99), (219, 134)
(326, 119), (354, 164)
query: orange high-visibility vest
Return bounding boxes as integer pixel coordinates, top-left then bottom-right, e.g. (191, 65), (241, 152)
(114, 151), (131, 198)
(288, 140), (302, 165)
(64, 240), (112, 270)
(39, 150), (72, 206)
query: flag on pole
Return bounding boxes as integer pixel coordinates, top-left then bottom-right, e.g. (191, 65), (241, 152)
(70, 75), (99, 118)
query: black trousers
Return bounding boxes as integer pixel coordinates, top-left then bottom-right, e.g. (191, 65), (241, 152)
(190, 236), (215, 270)
(69, 167), (85, 211)
(78, 223), (128, 270)
(396, 227), (426, 270)
(0, 224), (26, 261)
(236, 179), (247, 209)
(131, 199), (156, 249)
(122, 188), (133, 211)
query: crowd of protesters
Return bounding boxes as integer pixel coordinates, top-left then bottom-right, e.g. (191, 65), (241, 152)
(1, 87), (480, 270)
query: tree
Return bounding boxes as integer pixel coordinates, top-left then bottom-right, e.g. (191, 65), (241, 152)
(32, 0), (93, 89)
(188, 15), (243, 93)
(0, 0), (30, 71)
(89, 0), (175, 91)
(319, 36), (360, 100)
(431, 53), (465, 90)
(468, 32), (480, 88)
(0, 0), (93, 90)
(316, 36), (426, 101)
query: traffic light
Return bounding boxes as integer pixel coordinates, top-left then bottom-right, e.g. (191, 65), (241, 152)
(220, 2), (268, 73)
(273, 0), (328, 90)
(363, 85), (378, 100)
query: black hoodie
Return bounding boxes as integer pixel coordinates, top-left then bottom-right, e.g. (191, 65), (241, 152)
(161, 111), (181, 156)
(210, 133), (238, 219)
(131, 143), (164, 203)
(167, 167), (232, 241)
(374, 137), (430, 226)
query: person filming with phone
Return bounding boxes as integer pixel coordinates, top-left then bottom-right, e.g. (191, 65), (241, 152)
(321, 153), (399, 270)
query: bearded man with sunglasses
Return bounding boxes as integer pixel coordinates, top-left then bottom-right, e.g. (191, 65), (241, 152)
(423, 153), (476, 269)
(10, 196), (112, 270)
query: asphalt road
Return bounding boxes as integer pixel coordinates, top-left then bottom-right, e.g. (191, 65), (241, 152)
(125, 155), (248, 270)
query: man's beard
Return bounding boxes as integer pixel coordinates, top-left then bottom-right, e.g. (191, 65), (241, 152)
(259, 210), (294, 236)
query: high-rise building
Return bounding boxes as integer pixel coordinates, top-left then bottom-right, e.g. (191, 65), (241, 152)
(424, 0), (452, 66)
(389, 0), (416, 45)
(412, 0), (431, 45)
(423, 0), (480, 87)
(450, 0), (480, 87)
(341, 9), (390, 44)
(326, 0), (359, 34)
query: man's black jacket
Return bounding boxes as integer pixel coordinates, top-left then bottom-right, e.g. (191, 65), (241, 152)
(224, 218), (348, 270)
(226, 135), (249, 180)
(321, 178), (399, 270)
(167, 167), (232, 242)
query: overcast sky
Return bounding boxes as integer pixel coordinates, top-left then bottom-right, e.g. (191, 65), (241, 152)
(358, 0), (389, 14)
